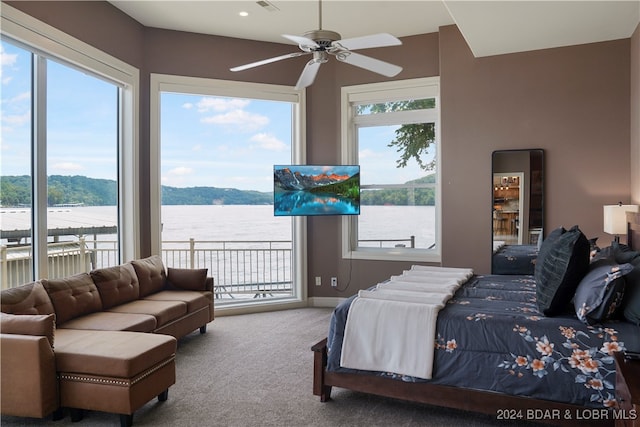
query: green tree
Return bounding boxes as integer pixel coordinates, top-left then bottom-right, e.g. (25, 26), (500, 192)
(358, 99), (436, 171)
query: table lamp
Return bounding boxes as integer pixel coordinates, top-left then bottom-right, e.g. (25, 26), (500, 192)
(603, 203), (640, 243)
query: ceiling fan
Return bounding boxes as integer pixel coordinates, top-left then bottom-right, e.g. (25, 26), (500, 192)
(229, 0), (403, 89)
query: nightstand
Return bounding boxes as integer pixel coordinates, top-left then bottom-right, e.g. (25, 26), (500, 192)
(615, 352), (640, 427)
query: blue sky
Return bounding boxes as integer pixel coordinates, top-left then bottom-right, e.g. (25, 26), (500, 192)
(2, 39), (431, 194)
(161, 93), (292, 192)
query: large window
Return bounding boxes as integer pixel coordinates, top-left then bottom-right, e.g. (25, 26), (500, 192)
(150, 75), (306, 309)
(0, 5), (138, 286)
(341, 77), (441, 262)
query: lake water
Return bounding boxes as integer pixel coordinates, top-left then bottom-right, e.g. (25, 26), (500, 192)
(161, 205), (436, 249)
(1, 205), (435, 291)
(1, 204), (436, 248)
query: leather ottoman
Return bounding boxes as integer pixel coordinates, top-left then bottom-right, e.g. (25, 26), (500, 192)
(54, 329), (177, 427)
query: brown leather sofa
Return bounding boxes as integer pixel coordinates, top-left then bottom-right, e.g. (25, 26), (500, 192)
(0, 255), (214, 426)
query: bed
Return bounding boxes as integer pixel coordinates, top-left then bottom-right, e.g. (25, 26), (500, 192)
(312, 212), (640, 426)
(492, 242), (539, 275)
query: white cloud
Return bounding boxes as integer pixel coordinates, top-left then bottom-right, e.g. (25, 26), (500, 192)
(2, 112), (30, 126)
(192, 144), (202, 151)
(249, 133), (286, 151)
(182, 102), (193, 109)
(359, 148), (383, 159)
(0, 45), (17, 67)
(196, 97), (250, 113)
(1, 92), (31, 131)
(201, 109), (269, 131)
(168, 166), (194, 176)
(8, 92), (30, 103)
(51, 162), (84, 172)
(0, 45), (17, 86)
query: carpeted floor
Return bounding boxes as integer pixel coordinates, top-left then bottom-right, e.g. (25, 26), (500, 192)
(1, 308), (539, 426)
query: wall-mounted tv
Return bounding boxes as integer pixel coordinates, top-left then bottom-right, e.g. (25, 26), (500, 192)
(273, 165), (360, 216)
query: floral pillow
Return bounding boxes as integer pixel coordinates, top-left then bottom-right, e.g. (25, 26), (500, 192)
(574, 261), (633, 325)
(589, 243), (640, 325)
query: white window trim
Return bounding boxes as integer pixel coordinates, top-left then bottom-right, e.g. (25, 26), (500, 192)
(340, 77), (441, 263)
(1, 4), (140, 266)
(149, 74), (309, 311)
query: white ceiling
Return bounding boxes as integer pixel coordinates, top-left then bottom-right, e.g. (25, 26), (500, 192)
(109, 0), (640, 57)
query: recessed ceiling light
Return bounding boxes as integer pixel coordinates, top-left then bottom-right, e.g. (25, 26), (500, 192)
(239, 11), (249, 17)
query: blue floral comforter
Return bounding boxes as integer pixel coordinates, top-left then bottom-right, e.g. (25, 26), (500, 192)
(492, 244), (538, 275)
(326, 274), (640, 408)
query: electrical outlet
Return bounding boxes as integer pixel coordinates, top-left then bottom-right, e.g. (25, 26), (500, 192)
(331, 277), (338, 287)
(315, 276), (321, 286)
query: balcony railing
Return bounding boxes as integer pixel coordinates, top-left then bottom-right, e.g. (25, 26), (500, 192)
(162, 239), (293, 300)
(1, 236), (416, 301)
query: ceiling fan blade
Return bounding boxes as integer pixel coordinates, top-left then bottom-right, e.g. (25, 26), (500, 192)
(230, 52), (309, 72)
(333, 33), (402, 51)
(295, 60), (322, 90)
(282, 34), (319, 49)
(336, 51), (402, 77)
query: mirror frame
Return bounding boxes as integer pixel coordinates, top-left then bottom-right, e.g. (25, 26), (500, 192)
(491, 149), (544, 273)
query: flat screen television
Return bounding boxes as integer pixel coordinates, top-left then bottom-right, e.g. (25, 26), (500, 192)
(273, 165), (360, 216)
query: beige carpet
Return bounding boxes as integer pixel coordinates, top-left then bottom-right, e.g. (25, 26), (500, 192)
(1, 308), (536, 426)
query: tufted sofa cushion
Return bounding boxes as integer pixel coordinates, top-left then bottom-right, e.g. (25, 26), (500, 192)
(91, 263), (140, 309)
(131, 255), (166, 297)
(42, 273), (103, 325)
(0, 281), (55, 316)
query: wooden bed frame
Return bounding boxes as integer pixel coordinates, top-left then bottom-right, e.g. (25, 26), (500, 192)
(311, 212), (640, 427)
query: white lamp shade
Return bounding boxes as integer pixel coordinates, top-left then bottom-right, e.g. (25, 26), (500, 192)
(603, 204), (640, 236)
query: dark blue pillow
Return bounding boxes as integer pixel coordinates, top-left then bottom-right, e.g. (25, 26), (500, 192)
(592, 242), (639, 264)
(574, 262), (633, 325)
(535, 225), (590, 316)
(623, 257), (640, 325)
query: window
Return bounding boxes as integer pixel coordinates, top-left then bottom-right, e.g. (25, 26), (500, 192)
(341, 77), (441, 262)
(0, 5), (138, 285)
(150, 75), (307, 309)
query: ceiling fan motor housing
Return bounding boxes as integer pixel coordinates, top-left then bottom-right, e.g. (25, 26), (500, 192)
(303, 30), (342, 50)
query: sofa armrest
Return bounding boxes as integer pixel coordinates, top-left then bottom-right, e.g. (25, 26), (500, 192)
(165, 267), (211, 291)
(1, 334), (58, 418)
(204, 276), (214, 292)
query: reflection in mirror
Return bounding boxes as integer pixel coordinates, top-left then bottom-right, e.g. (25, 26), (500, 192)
(492, 149), (544, 274)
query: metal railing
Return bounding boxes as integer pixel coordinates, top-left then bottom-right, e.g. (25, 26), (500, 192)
(162, 239), (293, 300)
(0, 239), (294, 302)
(358, 236), (415, 248)
(1, 236), (416, 300)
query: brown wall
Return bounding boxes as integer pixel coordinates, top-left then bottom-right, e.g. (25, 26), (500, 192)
(6, 2), (635, 299)
(6, 1), (144, 67)
(632, 22), (640, 204)
(439, 25), (631, 274)
(306, 33), (441, 297)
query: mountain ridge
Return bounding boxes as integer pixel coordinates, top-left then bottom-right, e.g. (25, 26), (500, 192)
(0, 174), (436, 207)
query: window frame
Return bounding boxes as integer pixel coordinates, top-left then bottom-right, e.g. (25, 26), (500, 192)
(149, 74), (308, 311)
(1, 4), (140, 276)
(340, 77), (441, 262)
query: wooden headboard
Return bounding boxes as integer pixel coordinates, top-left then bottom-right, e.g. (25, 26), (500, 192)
(628, 211), (640, 252)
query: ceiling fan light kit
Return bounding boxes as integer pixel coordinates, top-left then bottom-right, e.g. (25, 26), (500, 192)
(230, 0), (403, 90)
